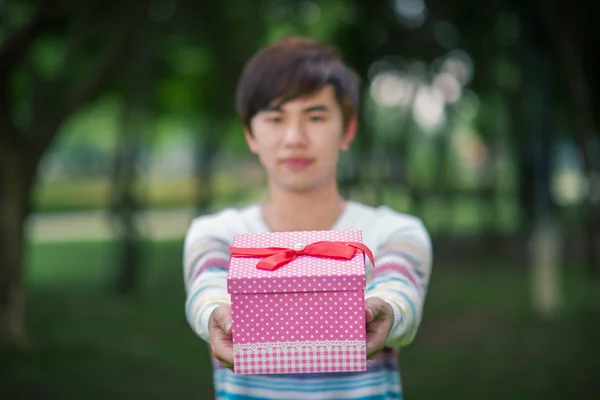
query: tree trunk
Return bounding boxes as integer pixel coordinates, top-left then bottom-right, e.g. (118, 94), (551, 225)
(109, 20), (155, 294)
(110, 103), (142, 294)
(194, 126), (221, 214)
(585, 199), (600, 277)
(535, 0), (600, 275)
(523, 45), (562, 318)
(529, 217), (562, 318)
(0, 156), (34, 349)
(113, 206), (140, 295)
(111, 100), (144, 294)
(507, 93), (536, 233)
(0, 0), (142, 342)
(556, 34), (600, 277)
(432, 111), (454, 233)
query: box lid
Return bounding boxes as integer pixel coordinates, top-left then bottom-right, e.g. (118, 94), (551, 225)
(227, 230), (367, 295)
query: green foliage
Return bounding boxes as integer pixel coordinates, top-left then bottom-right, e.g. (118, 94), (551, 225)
(157, 78), (196, 113)
(158, 39), (214, 115)
(224, 118), (249, 151)
(30, 35), (66, 79)
(493, 12), (522, 48)
(153, 114), (197, 148)
(169, 46), (213, 79)
(492, 56), (521, 90)
(9, 66), (31, 129)
(53, 95), (122, 151)
(261, 0), (356, 45)
(2, 3), (599, 394)
(3, 0), (594, 241)
(0, 0), (36, 31)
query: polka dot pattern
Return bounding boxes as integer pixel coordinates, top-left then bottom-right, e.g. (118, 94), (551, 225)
(228, 230), (366, 294)
(227, 230), (368, 347)
(231, 290), (366, 344)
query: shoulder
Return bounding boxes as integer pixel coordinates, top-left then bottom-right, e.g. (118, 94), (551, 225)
(346, 201), (427, 231)
(345, 201), (431, 251)
(183, 204), (259, 250)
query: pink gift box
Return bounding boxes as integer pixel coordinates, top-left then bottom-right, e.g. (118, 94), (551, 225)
(227, 229), (368, 375)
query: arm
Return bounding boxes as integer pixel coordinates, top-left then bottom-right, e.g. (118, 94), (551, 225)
(365, 215), (433, 348)
(183, 213), (234, 343)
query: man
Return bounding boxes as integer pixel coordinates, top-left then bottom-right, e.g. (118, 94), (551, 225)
(183, 36), (432, 399)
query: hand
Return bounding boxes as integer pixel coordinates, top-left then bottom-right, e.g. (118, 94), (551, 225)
(209, 304), (234, 371)
(365, 297), (394, 359)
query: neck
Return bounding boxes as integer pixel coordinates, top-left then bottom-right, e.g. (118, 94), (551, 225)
(261, 180), (346, 232)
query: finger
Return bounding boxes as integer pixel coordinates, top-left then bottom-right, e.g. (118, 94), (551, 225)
(220, 357), (234, 372)
(366, 340), (385, 359)
(367, 349), (381, 360)
(366, 333), (386, 359)
(365, 306), (374, 322)
(212, 350), (234, 371)
(365, 297), (393, 322)
(211, 332), (234, 366)
(209, 307), (235, 368)
(365, 300), (383, 322)
(215, 355), (234, 370)
(365, 299), (391, 359)
(216, 357), (234, 372)
(212, 352), (233, 368)
(213, 305), (233, 334)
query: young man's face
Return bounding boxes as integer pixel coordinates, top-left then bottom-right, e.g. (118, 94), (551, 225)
(245, 85), (356, 194)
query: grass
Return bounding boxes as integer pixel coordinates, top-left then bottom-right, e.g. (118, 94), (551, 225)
(2, 239), (600, 399)
(4, 239), (214, 399)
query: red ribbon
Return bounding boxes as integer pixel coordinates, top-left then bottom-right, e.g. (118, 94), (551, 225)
(228, 241), (374, 271)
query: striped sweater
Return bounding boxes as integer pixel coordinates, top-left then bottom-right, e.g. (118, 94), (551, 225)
(183, 201), (432, 399)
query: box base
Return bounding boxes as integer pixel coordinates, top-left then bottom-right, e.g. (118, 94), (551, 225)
(233, 340), (366, 375)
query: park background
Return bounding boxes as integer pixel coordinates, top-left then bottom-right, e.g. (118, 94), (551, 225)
(1, 0), (599, 398)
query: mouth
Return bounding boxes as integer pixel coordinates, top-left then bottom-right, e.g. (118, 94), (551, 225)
(280, 158), (315, 169)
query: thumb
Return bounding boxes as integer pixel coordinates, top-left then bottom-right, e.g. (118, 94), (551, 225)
(213, 305), (233, 334)
(365, 298), (383, 322)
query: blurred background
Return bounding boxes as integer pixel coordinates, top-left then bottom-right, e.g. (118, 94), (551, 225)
(1, 0), (599, 398)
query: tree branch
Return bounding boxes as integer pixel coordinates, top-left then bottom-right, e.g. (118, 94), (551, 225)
(0, 0), (74, 161)
(61, 0), (106, 75)
(28, 1), (143, 164)
(0, 5), (53, 82)
(29, 0), (104, 128)
(0, 9), (47, 155)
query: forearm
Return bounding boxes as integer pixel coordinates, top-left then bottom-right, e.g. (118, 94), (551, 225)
(185, 267), (230, 341)
(366, 272), (423, 347)
(184, 239), (231, 342)
(367, 229), (432, 347)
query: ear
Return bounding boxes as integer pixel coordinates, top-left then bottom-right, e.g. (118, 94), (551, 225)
(244, 128), (259, 154)
(340, 115), (357, 151)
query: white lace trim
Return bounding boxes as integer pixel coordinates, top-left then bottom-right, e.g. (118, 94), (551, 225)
(233, 340), (365, 352)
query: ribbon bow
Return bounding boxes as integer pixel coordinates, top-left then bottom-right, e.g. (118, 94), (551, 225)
(228, 240), (374, 271)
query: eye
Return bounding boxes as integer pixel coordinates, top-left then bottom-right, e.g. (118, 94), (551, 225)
(267, 116), (283, 124)
(309, 115), (325, 122)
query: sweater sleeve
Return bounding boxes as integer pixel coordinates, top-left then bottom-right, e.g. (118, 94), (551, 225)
(364, 208), (433, 348)
(183, 209), (238, 343)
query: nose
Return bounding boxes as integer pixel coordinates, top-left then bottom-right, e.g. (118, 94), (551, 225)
(282, 120), (308, 147)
